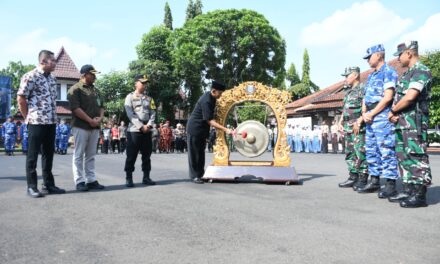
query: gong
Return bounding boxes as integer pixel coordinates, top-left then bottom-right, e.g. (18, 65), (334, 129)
(233, 120), (269, 158)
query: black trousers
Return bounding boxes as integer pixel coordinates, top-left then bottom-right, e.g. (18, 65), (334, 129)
(120, 137), (127, 153)
(332, 133), (338, 153)
(124, 131), (152, 177)
(26, 124), (56, 188)
(187, 134), (207, 179)
(321, 133), (328, 153)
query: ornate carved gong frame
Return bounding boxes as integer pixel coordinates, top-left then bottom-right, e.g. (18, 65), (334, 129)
(213, 81), (291, 167)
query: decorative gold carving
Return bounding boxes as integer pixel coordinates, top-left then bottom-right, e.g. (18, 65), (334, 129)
(213, 81), (291, 167)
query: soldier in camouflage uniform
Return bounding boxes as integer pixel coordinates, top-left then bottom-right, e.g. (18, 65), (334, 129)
(338, 67), (369, 189)
(388, 41), (432, 208)
(359, 44), (399, 196)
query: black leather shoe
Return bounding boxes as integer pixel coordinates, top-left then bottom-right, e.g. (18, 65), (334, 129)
(193, 177), (204, 184)
(42, 185), (66, 195)
(126, 178), (134, 188)
(142, 178), (156, 185)
(142, 175), (156, 185)
(389, 184), (412, 203)
(76, 182), (89, 192)
(378, 179), (397, 199)
(358, 176), (380, 193)
(353, 173), (368, 191)
(339, 173), (358, 188)
(400, 185), (428, 208)
(87, 181), (105, 190)
(27, 187), (44, 198)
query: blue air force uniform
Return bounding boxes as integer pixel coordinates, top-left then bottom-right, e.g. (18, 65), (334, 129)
(363, 45), (398, 180)
(2, 120), (17, 155)
(20, 123), (28, 153)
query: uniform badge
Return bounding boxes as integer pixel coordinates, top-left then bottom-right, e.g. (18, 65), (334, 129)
(150, 99), (156, 110)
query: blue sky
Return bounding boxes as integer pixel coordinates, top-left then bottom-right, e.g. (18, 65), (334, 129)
(1, 0), (439, 88)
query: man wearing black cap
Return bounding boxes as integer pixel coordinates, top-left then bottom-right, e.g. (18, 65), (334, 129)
(123, 74), (157, 187)
(68, 64), (105, 191)
(186, 80), (234, 184)
(388, 41), (432, 208)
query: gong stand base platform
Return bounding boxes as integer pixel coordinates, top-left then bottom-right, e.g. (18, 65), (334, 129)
(203, 165), (298, 184)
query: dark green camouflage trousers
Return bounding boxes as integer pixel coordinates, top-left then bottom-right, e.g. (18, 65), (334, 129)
(395, 129), (432, 185)
(344, 132), (368, 175)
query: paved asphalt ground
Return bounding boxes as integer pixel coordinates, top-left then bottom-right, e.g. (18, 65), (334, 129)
(1, 151), (439, 264)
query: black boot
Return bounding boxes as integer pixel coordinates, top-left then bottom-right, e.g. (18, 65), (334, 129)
(338, 172), (358, 188)
(378, 179), (397, 199)
(400, 184), (428, 208)
(126, 172), (134, 188)
(353, 173), (368, 191)
(142, 173), (156, 185)
(388, 183), (412, 203)
(358, 176), (380, 193)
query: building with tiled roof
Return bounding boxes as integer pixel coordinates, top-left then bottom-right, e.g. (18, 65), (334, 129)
(285, 58), (407, 126)
(52, 47), (81, 119)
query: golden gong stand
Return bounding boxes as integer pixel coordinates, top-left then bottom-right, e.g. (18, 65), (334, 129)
(202, 81), (299, 184)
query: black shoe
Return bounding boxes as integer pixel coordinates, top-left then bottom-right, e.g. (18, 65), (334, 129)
(193, 177), (204, 184)
(378, 179), (397, 199)
(400, 184), (428, 208)
(126, 178), (134, 188)
(389, 184), (412, 203)
(42, 185), (66, 195)
(87, 181), (105, 190)
(27, 187), (44, 198)
(358, 176), (380, 193)
(76, 182), (89, 192)
(353, 173), (368, 191)
(338, 173), (358, 188)
(142, 177), (156, 186)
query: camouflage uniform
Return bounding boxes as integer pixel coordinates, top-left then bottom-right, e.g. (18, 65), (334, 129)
(364, 63), (399, 180)
(394, 61), (432, 185)
(342, 83), (368, 175)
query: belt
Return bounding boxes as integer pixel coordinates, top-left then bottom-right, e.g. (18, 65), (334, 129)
(366, 102), (379, 111)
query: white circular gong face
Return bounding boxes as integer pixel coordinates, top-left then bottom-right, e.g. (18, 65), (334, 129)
(233, 120), (269, 158)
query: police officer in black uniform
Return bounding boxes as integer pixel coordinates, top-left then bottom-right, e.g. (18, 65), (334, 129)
(124, 74), (157, 187)
(186, 81), (234, 184)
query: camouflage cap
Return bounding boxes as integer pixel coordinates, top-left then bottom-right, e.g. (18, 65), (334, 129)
(341, 66), (360, 77)
(80, 64), (100, 75)
(363, 44), (385, 59)
(393, 40), (418, 56)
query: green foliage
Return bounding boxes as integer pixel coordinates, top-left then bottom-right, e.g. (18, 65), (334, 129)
(228, 101), (269, 125)
(95, 71), (132, 122)
(0, 61), (35, 112)
(428, 132), (440, 144)
(194, 0), (203, 17)
(302, 49), (310, 85)
(185, 0), (195, 21)
(163, 2), (173, 30)
(421, 50), (440, 127)
(286, 63), (300, 86)
(288, 82), (312, 100)
(172, 9), (286, 110)
(132, 25), (180, 122)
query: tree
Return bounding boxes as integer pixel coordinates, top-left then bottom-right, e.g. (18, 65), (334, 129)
(163, 2), (173, 30)
(0, 61), (35, 112)
(185, 0), (195, 22)
(288, 83), (312, 100)
(193, 0), (203, 16)
(233, 101), (269, 124)
(131, 25), (180, 122)
(421, 50), (440, 127)
(286, 63), (300, 86)
(95, 71), (132, 122)
(172, 9), (286, 110)
(301, 49), (310, 85)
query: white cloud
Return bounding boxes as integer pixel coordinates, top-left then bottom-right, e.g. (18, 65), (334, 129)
(0, 28), (97, 68)
(300, 0), (413, 52)
(399, 13), (440, 53)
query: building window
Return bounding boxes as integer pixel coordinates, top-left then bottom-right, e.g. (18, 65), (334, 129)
(56, 84), (61, 100)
